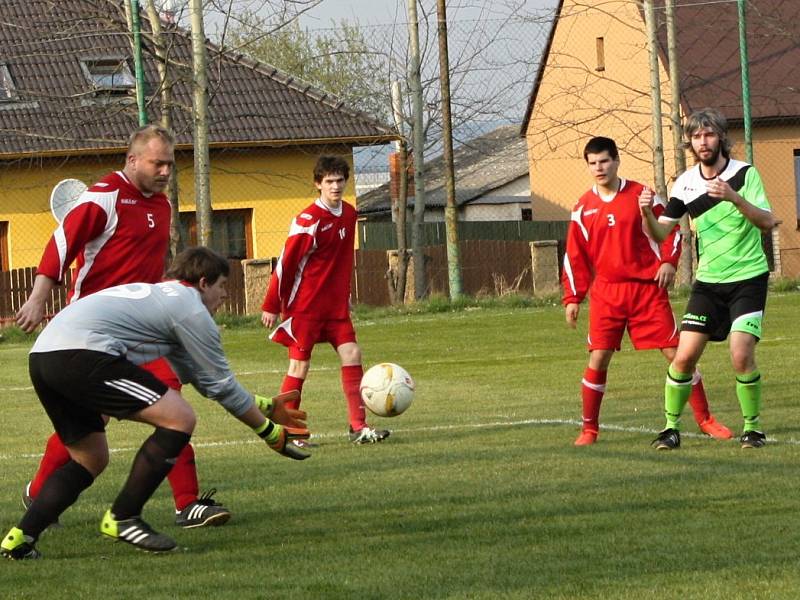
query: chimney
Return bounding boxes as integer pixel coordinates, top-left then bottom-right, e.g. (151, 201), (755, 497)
(159, 0), (177, 25)
(389, 151), (415, 203)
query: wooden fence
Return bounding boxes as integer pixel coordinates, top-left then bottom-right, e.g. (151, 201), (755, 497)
(1, 242), (561, 325)
(0, 260), (245, 325)
(0, 268), (73, 325)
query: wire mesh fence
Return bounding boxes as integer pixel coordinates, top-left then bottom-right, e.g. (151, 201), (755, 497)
(0, 0), (798, 321)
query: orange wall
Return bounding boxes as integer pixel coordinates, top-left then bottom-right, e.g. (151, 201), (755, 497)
(524, 0), (800, 276)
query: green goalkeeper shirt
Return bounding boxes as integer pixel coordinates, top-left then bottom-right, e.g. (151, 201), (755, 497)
(662, 159), (771, 283)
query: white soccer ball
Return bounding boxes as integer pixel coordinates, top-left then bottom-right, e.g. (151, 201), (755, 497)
(360, 363), (415, 417)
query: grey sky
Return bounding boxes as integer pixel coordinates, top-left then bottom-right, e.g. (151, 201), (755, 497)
(299, 0), (557, 27)
(199, 0), (558, 32)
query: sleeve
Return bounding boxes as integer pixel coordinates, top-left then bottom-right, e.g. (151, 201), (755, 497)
(742, 167), (771, 211)
(561, 204), (593, 305)
(167, 309), (255, 417)
(653, 198), (681, 267)
(261, 215), (317, 314)
(36, 201), (109, 282)
(662, 195), (687, 223)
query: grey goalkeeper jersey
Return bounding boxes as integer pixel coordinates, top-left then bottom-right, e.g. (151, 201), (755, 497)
(31, 281), (254, 416)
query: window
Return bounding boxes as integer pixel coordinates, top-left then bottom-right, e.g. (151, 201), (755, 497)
(595, 37), (605, 72)
(521, 207), (532, 221)
(178, 209), (253, 259)
(0, 64), (16, 101)
(80, 58), (135, 93)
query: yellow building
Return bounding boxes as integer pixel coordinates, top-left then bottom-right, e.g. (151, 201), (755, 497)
(522, 0), (800, 276)
(0, 0), (397, 271)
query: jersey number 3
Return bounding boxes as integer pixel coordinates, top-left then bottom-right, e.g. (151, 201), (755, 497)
(606, 214), (616, 227)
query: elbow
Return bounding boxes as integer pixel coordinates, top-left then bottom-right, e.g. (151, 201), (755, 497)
(760, 216), (778, 233)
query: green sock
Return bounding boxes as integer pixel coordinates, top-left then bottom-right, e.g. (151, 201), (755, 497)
(665, 365), (692, 430)
(736, 370), (762, 432)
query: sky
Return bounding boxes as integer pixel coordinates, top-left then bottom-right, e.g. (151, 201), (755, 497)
(201, 0), (558, 32)
(191, 0), (559, 171)
(304, 0), (558, 27)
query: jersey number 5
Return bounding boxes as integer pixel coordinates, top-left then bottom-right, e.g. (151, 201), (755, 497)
(606, 214), (616, 227)
(147, 213), (155, 228)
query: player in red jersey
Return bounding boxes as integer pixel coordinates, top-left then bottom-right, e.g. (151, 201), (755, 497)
(261, 155), (389, 445)
(562, 137), (732, 445)
(15, 125), (231, 528)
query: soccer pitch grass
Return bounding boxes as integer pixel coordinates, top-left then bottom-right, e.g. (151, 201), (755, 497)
(1, 293), (799, 598)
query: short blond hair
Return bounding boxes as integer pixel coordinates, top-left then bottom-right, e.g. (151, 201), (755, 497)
(127, 124), (175, 155)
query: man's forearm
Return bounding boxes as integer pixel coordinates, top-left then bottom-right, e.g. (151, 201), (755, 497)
(730, 192), (776, 232)
(642, 210), (670, 242)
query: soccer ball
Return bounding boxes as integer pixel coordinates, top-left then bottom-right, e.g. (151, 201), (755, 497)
(360, 363), (415, 417)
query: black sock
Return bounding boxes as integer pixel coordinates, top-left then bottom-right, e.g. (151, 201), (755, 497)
(20, 460), (94, 540)
(110, 427), (191, 520)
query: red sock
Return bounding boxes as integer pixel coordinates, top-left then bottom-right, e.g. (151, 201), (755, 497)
(687, 370), (711, 424)
(342, 365), (367, 431)
(28, 432), (71, 498)
(581, 367), (607, 433)
(281, 375), (305, 410)
(167, 443), (199, 511)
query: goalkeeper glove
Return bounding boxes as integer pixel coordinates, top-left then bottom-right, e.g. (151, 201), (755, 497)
(254, 391), (307, 429)
(253, 419), (311, 460)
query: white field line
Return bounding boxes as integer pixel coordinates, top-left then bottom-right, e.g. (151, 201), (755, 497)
(1, 335), (795, 392)
(2, 417), (799, 461)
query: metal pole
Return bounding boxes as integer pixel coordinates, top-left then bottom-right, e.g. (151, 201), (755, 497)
(129, 0), (147, 125)
(665, 0), (692, 284)
(189, 0), (212, 246)
(407, 0), (427, 300)
(436, 0), (462, 299)
(644, 0), (667, 200)
(737, 0), (754, 163)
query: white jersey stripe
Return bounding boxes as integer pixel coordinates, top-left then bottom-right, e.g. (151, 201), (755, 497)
(53, 228), (69, 278)
(71, 190), (120, 301)
(570, 205), (589, 241)
(287, 251), (312, 307)
(282, 219), (319, 308)
(562, 254), (577, 297)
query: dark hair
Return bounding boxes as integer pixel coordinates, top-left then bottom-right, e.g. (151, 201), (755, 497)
(166, 246), (229, 285)
(127, 124), (175, 154)
(583, 137), (619, 161)
(313, 155), (350, 183)
(683, 108), (732, 158)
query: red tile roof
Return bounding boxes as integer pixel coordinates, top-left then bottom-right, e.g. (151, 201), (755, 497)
(0, 0), (397, 157)
(522, 0), (800, 133)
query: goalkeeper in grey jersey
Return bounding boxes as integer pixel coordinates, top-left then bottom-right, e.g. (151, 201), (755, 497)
(1, 247), (310, 560)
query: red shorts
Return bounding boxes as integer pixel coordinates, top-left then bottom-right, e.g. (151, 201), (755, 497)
(587, 279), (678, 351)
(140, 357), (182, 390)
(270, 316), (357, 360)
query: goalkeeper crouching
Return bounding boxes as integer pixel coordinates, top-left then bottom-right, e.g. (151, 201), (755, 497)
(1, 246), (310, 560)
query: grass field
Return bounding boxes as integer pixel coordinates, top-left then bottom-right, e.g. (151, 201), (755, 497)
(1, 292), (799, 599)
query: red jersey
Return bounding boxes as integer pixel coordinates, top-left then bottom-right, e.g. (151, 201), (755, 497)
(562, 178), (679, 305)
(37, 171), (171, 302)
(262, 199), (356, 320)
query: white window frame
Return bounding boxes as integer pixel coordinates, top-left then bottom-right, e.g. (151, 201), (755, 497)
(0, 64), (16, 101)
(80, 57), (136, 93)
